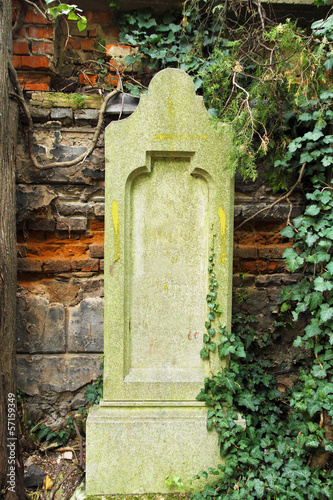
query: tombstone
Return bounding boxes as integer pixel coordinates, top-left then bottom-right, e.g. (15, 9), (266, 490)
(86, 68), (234, 495)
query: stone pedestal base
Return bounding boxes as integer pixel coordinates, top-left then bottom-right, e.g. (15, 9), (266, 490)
(86, 404), (222, 495)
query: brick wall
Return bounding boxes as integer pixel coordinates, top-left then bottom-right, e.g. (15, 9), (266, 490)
(12, 2), (309, 427)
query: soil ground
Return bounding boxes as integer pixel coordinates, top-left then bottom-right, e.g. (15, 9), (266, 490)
(24, 438), (84, 500)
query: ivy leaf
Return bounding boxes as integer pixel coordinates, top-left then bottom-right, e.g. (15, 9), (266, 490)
(313, 364), (327, 378)
(238, 392), (258, 411)
(307, 251), (330, 263)
(293, 336), (303, 347)
(207, 342), (216, 352)
(280, 226), (294, 238)
(207, 418), (214, 431)
(324, 440), (333, 452)
(68, 11), (78, 20)
(200, 347), (209, 359)
(320, 303), (333, 322)
(309, 291), (323, 310)
(298, 112), (313, 122)
(323, 227), (333, 240)
(303, 129), (324, 141)
(280, 302), (290, 312)
(314, 276), (333, 291)
(288, 141), (302, 153)
(321, 383), (333, 397)
(304, 204), (320, 216)
(253, 479), (265, 498)
(77, 18), (87, 31)
(326, 261), (333, 275)
(283, 247), (304, 272)
(323, 155), (333, 166)
(235, 345), (246, 358)
(138, 17), (157, 29)
(300, 151), (314, 163)
(304, 320), (321, 338)
(305, 232), (318, 247)
(308, 401), (323, 417)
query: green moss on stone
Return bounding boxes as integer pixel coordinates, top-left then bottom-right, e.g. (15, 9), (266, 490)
(29, 92), (103, 109)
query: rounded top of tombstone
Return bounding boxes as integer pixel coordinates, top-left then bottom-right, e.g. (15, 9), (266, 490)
(146, 68), (196, 99)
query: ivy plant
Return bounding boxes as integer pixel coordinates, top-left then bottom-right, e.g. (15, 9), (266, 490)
(117, 8), (229, 96)
(44, 0), (87, 31)
(189, 3), (333, 499)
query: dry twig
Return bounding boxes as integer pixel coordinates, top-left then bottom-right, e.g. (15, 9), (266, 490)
(73, 419), (84, 471)
(235, 162), (307, 231)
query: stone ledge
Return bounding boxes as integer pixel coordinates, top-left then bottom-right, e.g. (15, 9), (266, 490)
(28, 92), (103, 109)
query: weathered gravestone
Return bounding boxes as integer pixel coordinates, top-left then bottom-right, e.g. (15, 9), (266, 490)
(86, 68), (234, 495)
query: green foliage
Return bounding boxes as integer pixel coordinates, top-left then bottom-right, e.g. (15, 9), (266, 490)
(117, 3), (331, 183)
(194, 309), (333, 499)
(33, 417), (76, 446)
(83, 376), (103, 406)
(179, 6), (333, 496)
(117, 8), (229, 96)
(44, 0), (87, 31)
(201, 16), (332, 183)
(165, 475), (184, 490)
(83, 355), (104, 406)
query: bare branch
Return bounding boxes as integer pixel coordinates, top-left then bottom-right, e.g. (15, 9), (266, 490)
(8, 61), (120, 170)
(12, 1), (27, 35)
(235, 162), (307, 231)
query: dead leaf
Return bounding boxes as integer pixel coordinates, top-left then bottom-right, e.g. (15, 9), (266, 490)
(43, 475), (53, 491)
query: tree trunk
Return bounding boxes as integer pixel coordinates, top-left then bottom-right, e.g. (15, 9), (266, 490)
(0, 1), (26, 498)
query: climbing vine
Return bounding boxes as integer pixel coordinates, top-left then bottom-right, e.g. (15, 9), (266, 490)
(191, 3), (333, 500)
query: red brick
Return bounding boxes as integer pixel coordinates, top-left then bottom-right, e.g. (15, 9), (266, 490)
(79, 73), (98, 86)
(44, 260), (71, 273)
(89, 244), (104, 258)
(17, 258), (42, 272)
(88, 29), (97, 37)
(234, 245), (257, 259)
(13, 26), (26, 39)
(90, 220), (104, 231)
(67, 37), (82, 50)
(85, 11), (111, 25)
(106, 73), (118, 86)
(72, 258), (99, 272)
(24, 9), (52, 24)
(18, 55), (50, 70)
(18, 73), (51, 91)
(28, 26), (54, 39)
(13, 55), (22, 69)
(258, 246), (286, 259)
(22, 82), (50, 91)
(81, 38), (96, 51)
(31, 41), (54, 55)
(13, 40), (30, 55)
